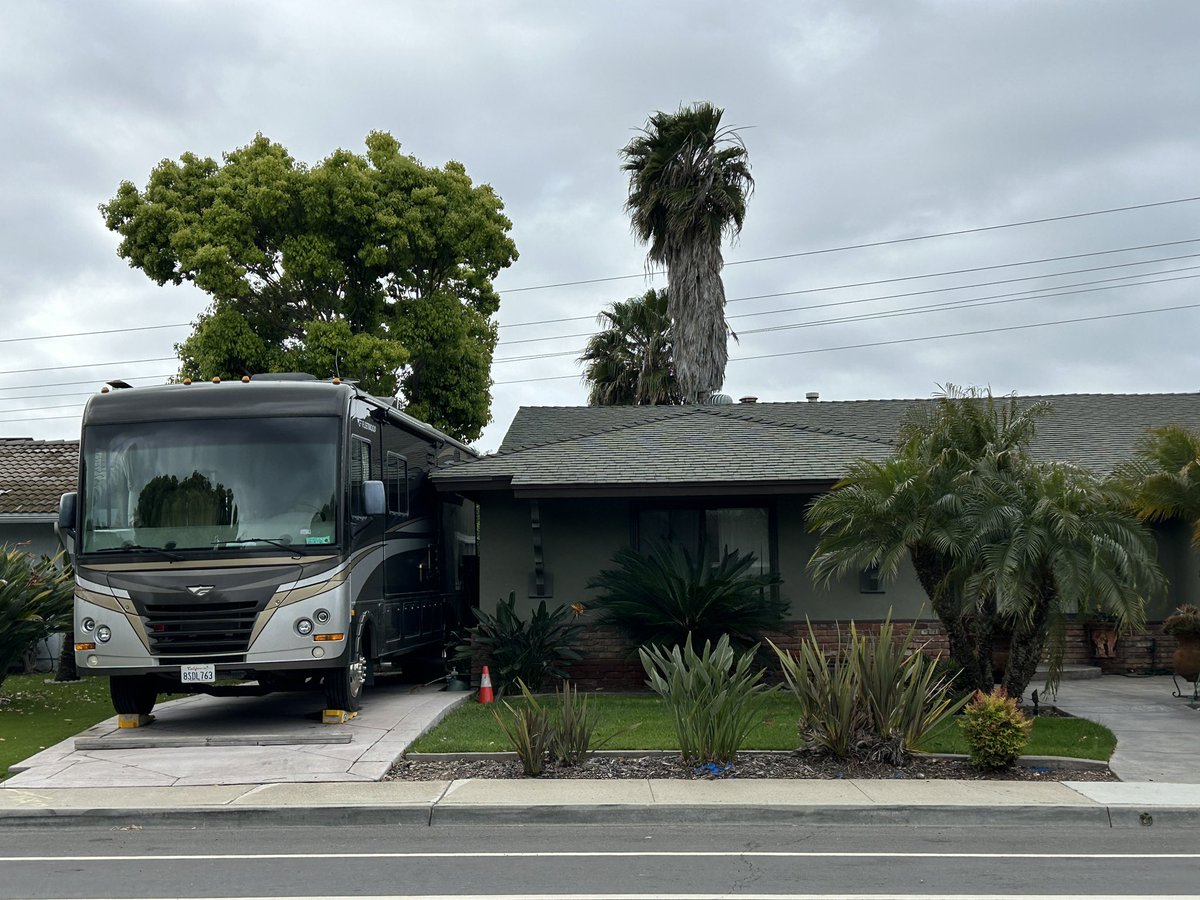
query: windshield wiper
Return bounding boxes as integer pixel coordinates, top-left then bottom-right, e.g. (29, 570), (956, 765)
(215, 537), (307, 557)
(95, 543), (183, 562)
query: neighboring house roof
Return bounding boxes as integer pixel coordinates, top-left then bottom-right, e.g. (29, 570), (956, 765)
(0, 439), (79, 517)
(437, 393), (1200, 495)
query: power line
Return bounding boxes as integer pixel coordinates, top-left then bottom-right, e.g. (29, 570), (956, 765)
(496, 195), (1200, 294)
(491, 271), (1200, 364)
(0, 322), (188, 347)
(0, 358), (176, 379)
(496, 237), (1200, 329)
(490, 300), (1200, 387)
(0, 375), (173, 397)
(496, 248), (1200, 347)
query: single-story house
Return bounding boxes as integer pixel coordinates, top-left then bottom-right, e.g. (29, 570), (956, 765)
(0, 438), (78, 558)
(432, 393), (1200, 689)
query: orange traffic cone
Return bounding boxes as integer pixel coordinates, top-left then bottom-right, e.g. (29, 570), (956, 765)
(478, 665), (494, 704)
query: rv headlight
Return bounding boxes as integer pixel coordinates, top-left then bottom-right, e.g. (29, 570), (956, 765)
(95, 625), (112, 643)
(295, 618), (314, 636)
(314, 608), (330, 625)
(81, 617), (96, 633)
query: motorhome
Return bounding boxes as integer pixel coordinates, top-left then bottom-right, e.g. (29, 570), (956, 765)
(57, 375), (477, 715)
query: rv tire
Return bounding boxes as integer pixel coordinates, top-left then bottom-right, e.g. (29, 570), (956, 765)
(110, 675), (157, 716)
(324, 633), (365, 712)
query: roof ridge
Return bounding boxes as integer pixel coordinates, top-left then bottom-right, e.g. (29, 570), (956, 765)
(696, 404), (899, 447)
(496, 406), (695, 455)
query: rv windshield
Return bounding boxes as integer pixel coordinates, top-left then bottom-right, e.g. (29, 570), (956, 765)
(81, 417), (340, 555)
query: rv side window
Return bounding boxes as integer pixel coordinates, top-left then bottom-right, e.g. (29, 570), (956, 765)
(386, 452), (408, 516)
(350, 438), (371, 517)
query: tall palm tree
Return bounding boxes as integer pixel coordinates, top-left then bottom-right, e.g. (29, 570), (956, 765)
(1116, 424), (1200, 547)
(620, 102), (752, 404)
(578, 288), (681, 406)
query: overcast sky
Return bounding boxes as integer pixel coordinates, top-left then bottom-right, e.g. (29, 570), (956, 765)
(1, 1), (1198, 451)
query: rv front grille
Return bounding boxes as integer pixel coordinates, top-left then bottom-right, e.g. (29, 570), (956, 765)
(140, 597), (262, 657)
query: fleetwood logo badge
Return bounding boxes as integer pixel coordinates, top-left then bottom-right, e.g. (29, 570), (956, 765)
(187, 585), (215, 596)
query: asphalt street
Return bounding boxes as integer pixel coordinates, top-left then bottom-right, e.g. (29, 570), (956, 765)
(2, 823), (1199, 900)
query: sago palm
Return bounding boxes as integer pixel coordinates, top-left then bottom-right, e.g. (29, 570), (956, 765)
(620, 102), (752, 404)
(577, 288), (681, 406)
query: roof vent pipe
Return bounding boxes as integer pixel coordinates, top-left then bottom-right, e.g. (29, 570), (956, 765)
(805, 391), (820, 402)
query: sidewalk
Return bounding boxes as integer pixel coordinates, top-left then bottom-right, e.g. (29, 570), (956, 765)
(1, 674), (1195, 828)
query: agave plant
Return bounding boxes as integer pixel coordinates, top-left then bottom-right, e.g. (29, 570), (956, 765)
(587, 540), (786, 652)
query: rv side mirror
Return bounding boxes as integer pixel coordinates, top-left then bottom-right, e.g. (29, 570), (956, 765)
(362, 480), (386, 517)
(58, 492), (77, 532)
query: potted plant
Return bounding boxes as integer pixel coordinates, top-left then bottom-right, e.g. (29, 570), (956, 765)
(1162, 604), (1200, 681)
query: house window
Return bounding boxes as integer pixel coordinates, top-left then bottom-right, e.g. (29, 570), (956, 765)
(636, 504), (772, 576)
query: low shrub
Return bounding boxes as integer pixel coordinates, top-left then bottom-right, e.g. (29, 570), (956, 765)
(959, 687), (1032, 770)
(0, 549), (74, 689)
(1163, 604), (1200, 639)
(587, 541), (786, 652)
(639, 634), (775, 764)
(456, 592), (584, 695)
(771, 617), (965, 763)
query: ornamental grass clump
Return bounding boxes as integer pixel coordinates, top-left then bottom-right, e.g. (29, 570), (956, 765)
(959, 687), (1032, 770)
(548, 680), (598, 768)
(770, 616), (965, 764)
(639, 634), (775, 765)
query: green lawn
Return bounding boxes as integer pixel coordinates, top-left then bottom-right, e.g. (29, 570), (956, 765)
(412, 693), (1116, 761)
(0, 674), (117, 780)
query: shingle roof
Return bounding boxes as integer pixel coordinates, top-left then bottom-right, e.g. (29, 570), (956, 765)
(0, 439), (79, 516)
(441, 393), (1200, 491)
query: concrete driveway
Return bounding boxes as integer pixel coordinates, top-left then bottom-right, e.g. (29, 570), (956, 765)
(2, 676), (468, 788)
(1051, 674), (1198, 782)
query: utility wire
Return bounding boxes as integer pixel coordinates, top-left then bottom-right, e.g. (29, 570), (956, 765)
(491, 300), (1200, 386)
(0, 357), (176, 379)
(497, 237), (1200, 329)
(496, 195), (1200, 294)
(0, 375), (173, 398)
(492, 271), (1200, 363)
(498, 249), (1200, 347)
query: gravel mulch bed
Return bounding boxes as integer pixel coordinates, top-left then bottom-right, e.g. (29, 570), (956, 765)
(387, 751), (1116, 783)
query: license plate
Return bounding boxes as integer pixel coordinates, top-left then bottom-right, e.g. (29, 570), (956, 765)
(180, 663), (216, 684)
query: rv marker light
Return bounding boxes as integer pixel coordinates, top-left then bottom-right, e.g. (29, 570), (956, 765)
(75, 642), (96, 651)
(295, 618), (314, 636)
(313, 633), (344, 642)
(81, 617), (95, 633)
(95, 625), (112, 643)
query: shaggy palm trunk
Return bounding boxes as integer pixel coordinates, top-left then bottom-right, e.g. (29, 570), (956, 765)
(666, 235), (728, 403)
(1001, 578), (1054, 701)
(910, 545), (994, 693)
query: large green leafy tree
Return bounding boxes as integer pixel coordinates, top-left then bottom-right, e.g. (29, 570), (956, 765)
(578, 288), (681, 406)
(620, 103), (752, 404)
(807, 387), (1163, 697)
(101, 132), (518, 441)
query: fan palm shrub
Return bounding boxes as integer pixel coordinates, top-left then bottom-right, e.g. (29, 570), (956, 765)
(577, 288), (681, 406)
(587, 541), (785, 652)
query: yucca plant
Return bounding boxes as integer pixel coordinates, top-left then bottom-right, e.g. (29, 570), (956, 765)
(492, 680), (552, 776)
(548, 680), (597, 768)
(770, 629), (865, 758)
(588, 541), (786, 652)
(771, 616), (965, 763)
(640, 634), (776, 764)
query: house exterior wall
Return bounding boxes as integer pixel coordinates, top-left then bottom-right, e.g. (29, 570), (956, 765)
(477, 492), (927, 621)
(0, 520), (62, 558)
